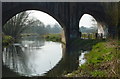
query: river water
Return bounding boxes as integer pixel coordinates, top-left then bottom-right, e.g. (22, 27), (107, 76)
(2, 36), (89, 77)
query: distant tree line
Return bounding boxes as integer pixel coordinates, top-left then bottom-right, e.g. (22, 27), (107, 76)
(80, 26), (97, 33)
(23, 22), (62, 35)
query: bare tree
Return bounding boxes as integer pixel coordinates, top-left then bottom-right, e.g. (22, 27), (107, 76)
(3, 11), (35, 39)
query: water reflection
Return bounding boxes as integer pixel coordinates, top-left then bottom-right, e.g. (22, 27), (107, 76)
(2, 36), (89, 77)
(20, 36), (45, 48)
(79, 50), (89, 66)
(46, 45), (80, 76)
(46, 46), (89, 77)
(3, 36), (62, 77)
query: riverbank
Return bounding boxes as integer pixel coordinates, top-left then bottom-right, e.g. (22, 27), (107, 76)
(70, 39), (106, 51)
(65, 39), (120, 77)
(2, 35), (15, 48)
(43, 33), (65, 43)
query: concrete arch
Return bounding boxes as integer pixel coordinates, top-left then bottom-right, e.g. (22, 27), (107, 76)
(79, 13), (108, 39)
(5, 9), (64, 28)
(77, 3), (109, 38)
(2, 2), (67, 44)
(3, 2), (118, 46)
(2, 3), (65, 28)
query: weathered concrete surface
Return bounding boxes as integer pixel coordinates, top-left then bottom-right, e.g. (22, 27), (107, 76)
(2, 2), (119, 47)
(61, 30), (66, 44)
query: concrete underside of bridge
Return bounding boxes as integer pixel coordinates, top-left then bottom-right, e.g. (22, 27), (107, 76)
(2, 2), (120, 48)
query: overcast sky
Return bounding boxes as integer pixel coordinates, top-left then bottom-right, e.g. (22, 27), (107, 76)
(27, 10), (97, 28)
(79, 14), (97, 28)
(27, 10), (59, 27)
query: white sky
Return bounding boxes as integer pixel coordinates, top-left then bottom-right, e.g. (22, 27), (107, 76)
(27, 10), (59, 26)
(26, 10), (97, 28)
(79, 14), (97, 28)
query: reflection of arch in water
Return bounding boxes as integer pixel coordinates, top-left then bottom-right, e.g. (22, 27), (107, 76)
(2, 45), (32, 77)
(3, 38), (46, 77)
(3, 39), (63, 77)
(3, 9), (65, 76)
(45, 44), (80, 77)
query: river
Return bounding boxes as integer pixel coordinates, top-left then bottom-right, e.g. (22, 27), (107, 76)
(2, 36), (89, 77)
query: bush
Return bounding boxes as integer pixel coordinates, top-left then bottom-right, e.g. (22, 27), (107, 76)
(2, 35), (14, 47)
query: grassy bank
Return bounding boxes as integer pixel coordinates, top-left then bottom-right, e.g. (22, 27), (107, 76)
(65, 40), (120, 77)
(43, 33), (61, 42)
(70, 39), (106, 51)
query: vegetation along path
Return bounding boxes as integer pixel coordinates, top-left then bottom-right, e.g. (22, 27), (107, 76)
(65, 39), (120, 78)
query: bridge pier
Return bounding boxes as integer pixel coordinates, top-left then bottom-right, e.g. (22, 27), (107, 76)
(108, 26), (118, 39)
(60, 3), (82, 49)
(117, 25), (120, 40)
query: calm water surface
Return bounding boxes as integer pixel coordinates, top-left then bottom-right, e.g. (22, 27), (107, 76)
(3, 36), (89, 77)
(3, 36), (62, 76)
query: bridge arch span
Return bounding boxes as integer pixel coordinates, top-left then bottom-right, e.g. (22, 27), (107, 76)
(3, 2), (119, 46)
(3, 7), (65, 29)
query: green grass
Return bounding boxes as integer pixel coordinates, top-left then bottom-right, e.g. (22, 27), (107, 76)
(86, 42), (114, 64)
(65, 40), (119, 77)
(43, 33), (61, 42)
(70, 39), (105, 51)
(90, 70), (106, 77)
